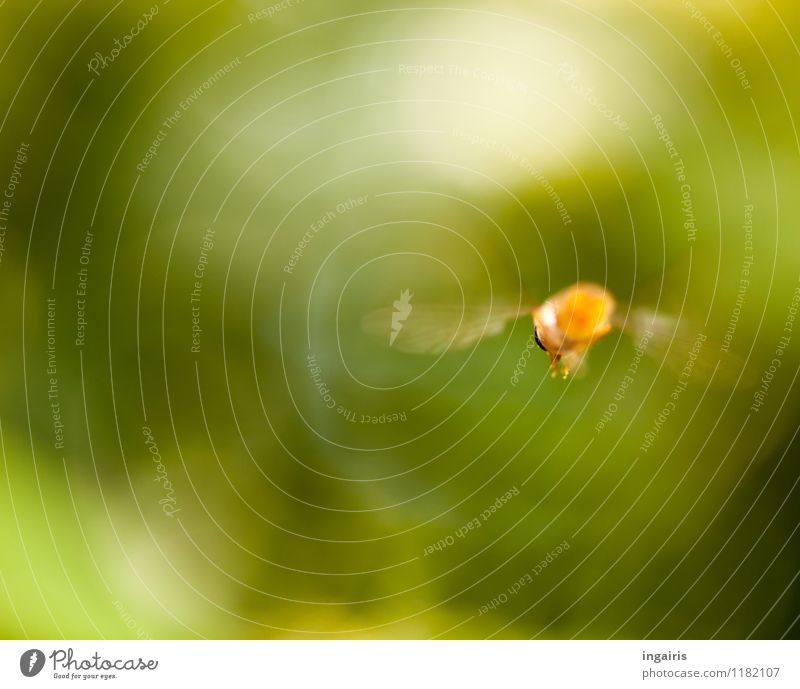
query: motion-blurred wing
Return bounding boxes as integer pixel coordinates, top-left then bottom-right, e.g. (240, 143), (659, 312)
(615, 308), (753, 387)
(560, 349), (591, 379)
(362, 303), (532, 355)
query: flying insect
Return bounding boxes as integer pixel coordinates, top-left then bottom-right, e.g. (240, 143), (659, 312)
(363, 282), (743, 382)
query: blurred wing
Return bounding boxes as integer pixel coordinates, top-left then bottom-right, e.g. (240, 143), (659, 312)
(561, 349), (591, 380)
(615, 308), (754, 387)
(362, 303), (532, 355)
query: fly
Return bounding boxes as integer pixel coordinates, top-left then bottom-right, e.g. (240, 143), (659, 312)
(362, 281), (748, 383)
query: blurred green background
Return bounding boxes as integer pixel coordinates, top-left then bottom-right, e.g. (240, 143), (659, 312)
(1, 0), (799, 639)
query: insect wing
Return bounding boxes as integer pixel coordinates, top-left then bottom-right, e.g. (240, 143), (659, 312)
(362, 303), (532, 355)
(615, 308), (753, 387)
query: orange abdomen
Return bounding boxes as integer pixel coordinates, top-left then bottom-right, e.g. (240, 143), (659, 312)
(554, 284), (615, 342)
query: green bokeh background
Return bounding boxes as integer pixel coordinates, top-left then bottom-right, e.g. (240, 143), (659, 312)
(1, 0), (799, 638)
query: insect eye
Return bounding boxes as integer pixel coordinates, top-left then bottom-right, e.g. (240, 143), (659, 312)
(534, 327), (547, 352)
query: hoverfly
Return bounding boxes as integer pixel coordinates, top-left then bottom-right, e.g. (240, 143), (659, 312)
(363, 281), (745, 382)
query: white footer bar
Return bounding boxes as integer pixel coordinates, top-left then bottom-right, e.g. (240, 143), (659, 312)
(1, 640), (796, 687)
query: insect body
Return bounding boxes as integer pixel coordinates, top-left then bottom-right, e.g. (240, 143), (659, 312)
(533, 283), (616, 377)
